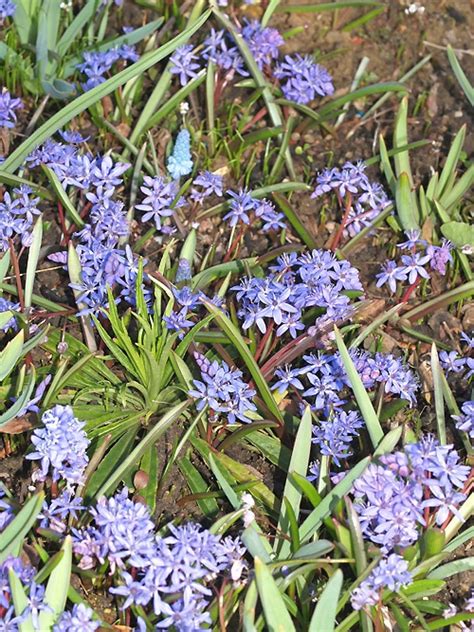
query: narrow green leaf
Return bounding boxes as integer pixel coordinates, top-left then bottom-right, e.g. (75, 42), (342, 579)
(9, 569), (34, 632)
(38, 536), (72, 629)
(447, 45), (474, 106)
(299, 457), (370, 542)
(254, 557), (296, 632)
(436, 125), (466, 197)
(0, 330), (24, 381)
(180, 456), (219, 517)
(431, 344), (446, 445)
(276, 1), (383, 12)
(275, 407), (312, 558)
(42, 166), (84, 227)
(0, 368), (36, 429)
(396, 171), (419, 231)
(0, 493), (44, 562)
(334, 328), (383, 448)
(309, 569), (343, 632)
(427, 558), (474, 580)
(272, 192), (317, 249)
(95, 401), (189, 497)
(24, 217), (42, 311)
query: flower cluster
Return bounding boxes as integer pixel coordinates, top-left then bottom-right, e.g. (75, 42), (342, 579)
(223, 188), (286, 231)
(351, 554), (412, 610)
(39, 489), (84, 534)
(171, 20), (333, 106)
(453, 400), (474, 439)
(27, 135), (151, 315)
(312, 409), (364, 466)
(189, 351), (256, 424)
(352, 436), (470, 552)
(439, 331), (473, 379)
(312, 160), (391, 238)
(77, 44), (139, 90)
(0, 557), (47, 630)
(0, 0), (15, 20)
(273, 350), (418, 453)
(0, 88), (22, 129)
(73, 488), (246, 630)
(232, 250), (363, 338)
(190, 170), (224, 204)
(376, 230), (453, 294)
(0, 185), (41, 251)
(26, 405), (90, 486)
(135, 174), (184, 234)
(274, 54), (334, 105)
(167, 128), (193, 180)
(53, 604), (99, 632)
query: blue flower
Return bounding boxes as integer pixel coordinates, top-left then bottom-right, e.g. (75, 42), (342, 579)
(169, 45), (201, 86)
(351, 554), (412, 611)
(26, 405), (90, 486)
(274, 54), (334, 105)
(0, 88), (22, 128)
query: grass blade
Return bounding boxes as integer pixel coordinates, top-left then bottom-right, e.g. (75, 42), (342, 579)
(334, 327), (383, 448)
(447, 45), (474, 106)
(24, 217), (42, 312)
(275, 407), (312, 558)
(309, 569), (343, 632)
(38, 536), (72, 629)
(299, 457), (370, 542)
(254, 557), (296, 632)
(95, 401), (189, 497)
(0, 492), (44, 562)
(430, 344), (446, 445)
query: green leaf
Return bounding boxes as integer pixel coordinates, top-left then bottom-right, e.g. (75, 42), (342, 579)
(447, 45), (474, 106)
(180, 456), (219, 517)
(202, 300), (284, 423)
(401, 579), (445, 599)
(275, 1), (384, 12)
(299, 457), (370, 542)
(139, 446), (159, 513)
(0, 493), (44, 563)
(275, 407), (312, 558)
(334, 328), (383, 448)
(2, 10), (211, 173)
(56, 0), (97, 57)
(95, 401), (189, 497)
(212, 3), (295, 180)
(9, 569), (34, 632)
(309, 569), (343, 632)
(0, 330), (24, 381)
(396, 171), (419, 232)
(272, 193), (318, 249)
(42, 166), (84, 227)
(427, 557), (474, 580)
(254, 557), (296, 632)
(0, 368), (36, 429)
(436, 125), (466, 197)
(0, 251), (11, 283)
(85, 429), (137, 500)
(430, 344), (446, 445)
(38, 536), (72, 629)
(24, 216), (42, 311)
(441, 221), (474, 249)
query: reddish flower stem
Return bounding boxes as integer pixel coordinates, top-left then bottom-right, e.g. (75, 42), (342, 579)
(9, 240), (24, 310)
(330, 193), (353, 251)
(254, 321), (274, 364)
